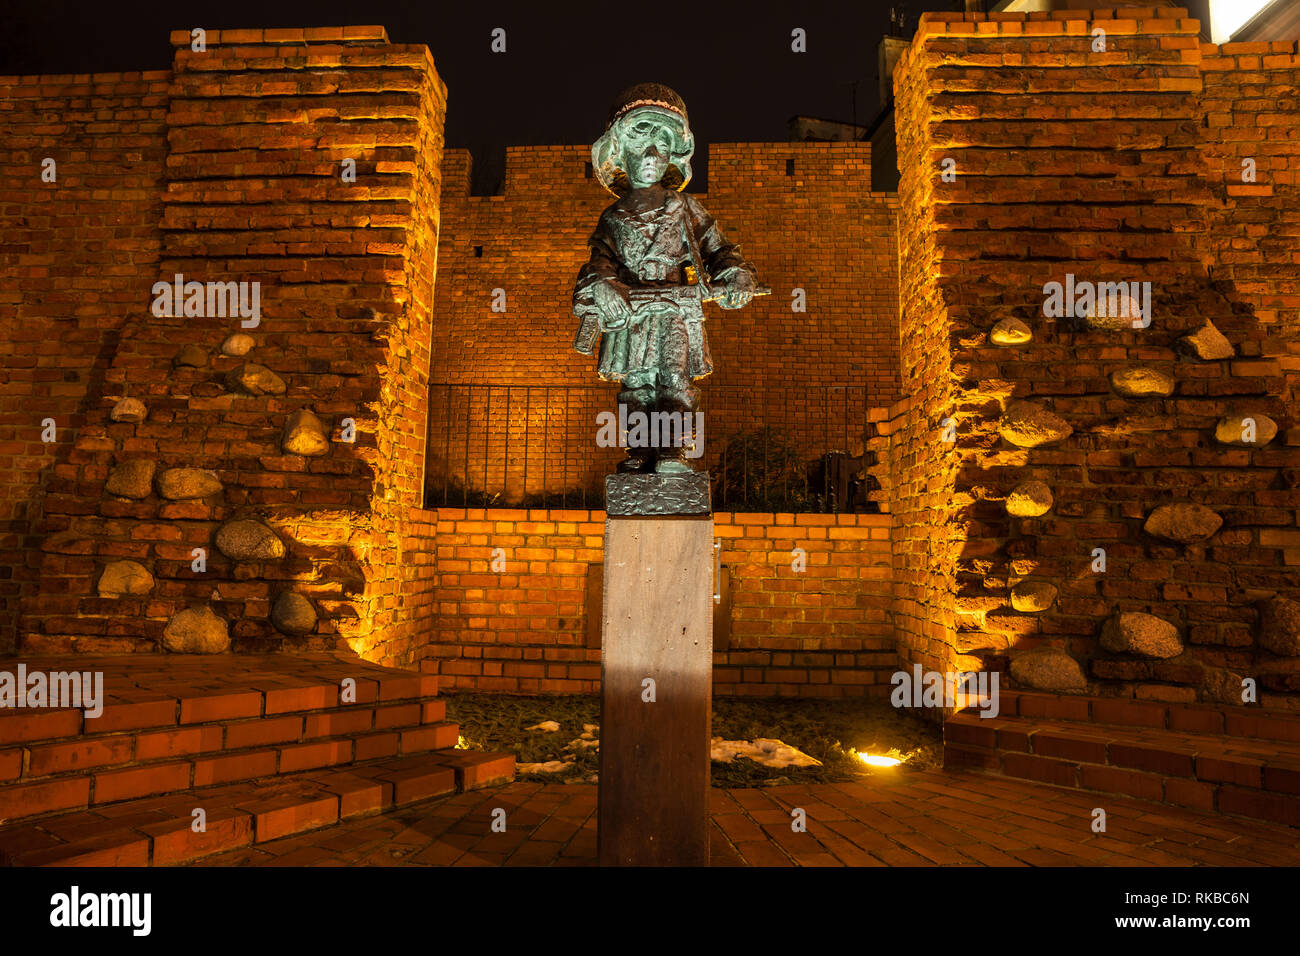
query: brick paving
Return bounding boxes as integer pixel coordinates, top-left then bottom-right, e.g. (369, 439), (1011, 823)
(189, 768), (1300, 867)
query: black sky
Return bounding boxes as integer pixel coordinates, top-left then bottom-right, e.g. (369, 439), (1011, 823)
(0, 0), (934, 192)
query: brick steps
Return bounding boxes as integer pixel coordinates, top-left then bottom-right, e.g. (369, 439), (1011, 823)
(4, 704), (454, 781)
(0, 654), (517, 865)
(991, 689), (1300, 741)
(945, 691), (1300, 827)
(0, 748), (515, 867)
(0, 653), (462, 825)
(0, 722), (462, 824)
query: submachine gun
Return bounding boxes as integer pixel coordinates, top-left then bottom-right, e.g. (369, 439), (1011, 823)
(573, 278), (772, 355)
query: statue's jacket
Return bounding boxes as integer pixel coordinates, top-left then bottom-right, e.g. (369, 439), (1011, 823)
(573, 187), (756, 383)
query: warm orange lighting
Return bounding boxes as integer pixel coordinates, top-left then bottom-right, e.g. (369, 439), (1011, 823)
(851, 747), (905, 767)
(857, 753), (901, 767)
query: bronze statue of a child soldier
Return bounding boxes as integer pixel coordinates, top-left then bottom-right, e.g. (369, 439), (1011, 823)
(573, 83), (763, 474)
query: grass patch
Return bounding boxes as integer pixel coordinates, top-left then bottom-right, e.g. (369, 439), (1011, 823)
(443, 692), (942, 787)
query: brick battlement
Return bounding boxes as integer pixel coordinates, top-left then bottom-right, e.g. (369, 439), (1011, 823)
(441, 141), (892, 200)
(166, 26), (391, 46)
(0, 70), (172, 87)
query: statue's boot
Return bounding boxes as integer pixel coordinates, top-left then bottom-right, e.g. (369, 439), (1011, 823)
(652, 380), (700, 475)
(616, 385), (656, 473)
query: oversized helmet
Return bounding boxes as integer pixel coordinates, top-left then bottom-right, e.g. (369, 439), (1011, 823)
(591, 82), (695, 196)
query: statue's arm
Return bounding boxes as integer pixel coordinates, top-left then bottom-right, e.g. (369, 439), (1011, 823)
(573, 214), (624, 314)
(688, 195), (757, 286)
(573, 213), (635, 340)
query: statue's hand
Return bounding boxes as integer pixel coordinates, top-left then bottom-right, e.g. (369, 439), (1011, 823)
(593, 281), (634, 331)
(719, 271), (756, 309)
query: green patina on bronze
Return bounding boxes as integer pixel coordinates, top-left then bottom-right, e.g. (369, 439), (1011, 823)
(572, 83), (768, 480)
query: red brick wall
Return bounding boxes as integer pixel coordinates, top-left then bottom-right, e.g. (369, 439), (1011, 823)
(387, 508), (441, 667)
(0, 70), (170, 654)
(718, 512), (894, 697)
(427, 144), (900, 502)
(1197, 40), (1300, 407)
(890, 8), (1300, 708)
(422, 507), (598, 692)
(15, 28), (449, 666)
(422, 508), (895, 696)
(890, 23), (965, 694)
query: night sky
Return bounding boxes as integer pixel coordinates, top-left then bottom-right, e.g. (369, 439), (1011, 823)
(0, 0), (935, 192)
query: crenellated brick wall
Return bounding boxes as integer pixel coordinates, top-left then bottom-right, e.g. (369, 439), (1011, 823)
(2, 16), (1296, 708)
(889, 7), (1300, 711)
(422, 508), (895, 696)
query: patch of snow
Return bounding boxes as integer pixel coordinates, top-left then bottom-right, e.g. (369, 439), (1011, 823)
(710, 737), (822, 769)
(564, 736), (599, 751)
(525, 720), (561, 732)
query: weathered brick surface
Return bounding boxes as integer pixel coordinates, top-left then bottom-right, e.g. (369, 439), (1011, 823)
(889, 9), (1300, 709)
(1197, 41), (1300, 412)
(0, 70), (171, 654)
(12, 30), (448, 666)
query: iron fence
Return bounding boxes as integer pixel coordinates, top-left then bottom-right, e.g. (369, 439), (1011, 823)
(423, 383), (878, 513)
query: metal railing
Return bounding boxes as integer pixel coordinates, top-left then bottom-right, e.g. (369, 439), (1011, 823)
(423, 383), (878, 513)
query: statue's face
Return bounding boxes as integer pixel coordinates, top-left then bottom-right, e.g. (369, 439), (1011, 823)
(621, 115), (676, 188)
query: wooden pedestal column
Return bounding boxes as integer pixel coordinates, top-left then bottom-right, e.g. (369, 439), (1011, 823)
(598, 514), (714, 867)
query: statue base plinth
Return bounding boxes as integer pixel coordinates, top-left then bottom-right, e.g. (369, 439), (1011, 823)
(598, 513), (713, 867)
(604, 471), (711, 516)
